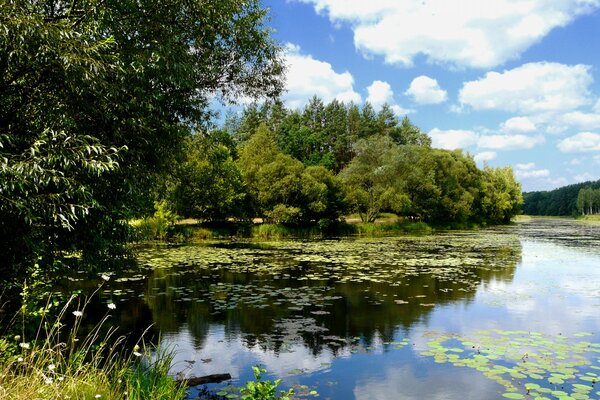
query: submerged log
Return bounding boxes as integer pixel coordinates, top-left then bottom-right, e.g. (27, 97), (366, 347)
(177, 373), (232, 387)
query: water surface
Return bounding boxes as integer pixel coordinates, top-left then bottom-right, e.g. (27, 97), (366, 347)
(65, 219), (600, 399)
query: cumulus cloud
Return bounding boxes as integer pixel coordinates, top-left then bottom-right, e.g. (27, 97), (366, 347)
(428, 128), (478, 150)
(405, 76), (447, 104)
(391, 104), (412, 116)
(365, 80), (412, 116)
(478, 134), (545, 150)
(514, 163), (550, 179)
(283, 43), (361, 109)
(459, 62), (593, 113)
(474, 151), (497, 163)
(296, 0), (600, 68)
(366, 80), (394, 108)
(559, 111), (600, 130)
(501, 117), (537, 133)
(557, 132), (600, 152)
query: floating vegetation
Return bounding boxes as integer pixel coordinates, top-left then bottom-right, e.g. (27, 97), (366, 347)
(421, 330), (600, 399)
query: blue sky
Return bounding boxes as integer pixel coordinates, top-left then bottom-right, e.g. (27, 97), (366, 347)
(240, 0), (600, 192)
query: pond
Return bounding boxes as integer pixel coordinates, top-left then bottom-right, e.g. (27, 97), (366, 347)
(61, 218), (600, 399)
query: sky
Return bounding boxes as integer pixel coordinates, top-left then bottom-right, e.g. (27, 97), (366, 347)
(237, 0), (600, 192)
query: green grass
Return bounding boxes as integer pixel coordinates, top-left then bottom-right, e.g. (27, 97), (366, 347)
(0, 282), (186, 400)
(350, 221), (434, 236)
(251, 224), (321, 239)
(579, 214), (600, 222)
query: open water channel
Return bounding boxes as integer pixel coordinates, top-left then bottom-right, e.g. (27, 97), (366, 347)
(63, 218), (600, 399)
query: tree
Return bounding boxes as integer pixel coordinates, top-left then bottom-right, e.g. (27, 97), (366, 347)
(238, 125), (347, 225)
(172, 135), (246, 222)
(479, 166), (523, 224)
(1, 0), (284, 278)
(341, 136), (409, 222)
(389, 117), (432, 147)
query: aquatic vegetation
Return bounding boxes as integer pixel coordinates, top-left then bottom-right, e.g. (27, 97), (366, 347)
(421, 330), (600, 399)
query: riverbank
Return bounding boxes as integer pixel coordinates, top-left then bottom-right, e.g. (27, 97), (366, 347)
(131, 214), (495, 242)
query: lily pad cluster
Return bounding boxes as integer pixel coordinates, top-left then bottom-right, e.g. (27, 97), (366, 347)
(421, 330), (600, 399)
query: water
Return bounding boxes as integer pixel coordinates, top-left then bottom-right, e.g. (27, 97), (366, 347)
(64, 218), (600, 399)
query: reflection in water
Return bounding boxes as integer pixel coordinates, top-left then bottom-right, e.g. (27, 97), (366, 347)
(56, 219), (600, 399)
(139, 231), (521, 356)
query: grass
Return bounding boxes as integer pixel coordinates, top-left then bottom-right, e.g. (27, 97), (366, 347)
(349, 221), (434, 236)
(0, 280), (186, 400)
(579, 214), (600, 222)
(251, 224), (322, 239)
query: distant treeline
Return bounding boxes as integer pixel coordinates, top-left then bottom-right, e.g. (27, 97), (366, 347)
(165, 97), (523, 226)
(522, 180), (600, 216)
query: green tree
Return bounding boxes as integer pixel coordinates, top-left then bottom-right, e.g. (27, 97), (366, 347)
(172, 136), (246, 222)
(389, 116), (432, 147)
(479, 166), (523, 223)
(341, 136), (409, 222)
(0, 0), (284, 279)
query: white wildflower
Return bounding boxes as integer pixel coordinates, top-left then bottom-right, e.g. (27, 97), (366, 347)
(107, 303), (116, 310)
(72, 311), (83, 317)
(48, 364), (55, 371)
(17, 357), (23, 362)
(101, 274), (110, 281)
(19, 342), (30, 349)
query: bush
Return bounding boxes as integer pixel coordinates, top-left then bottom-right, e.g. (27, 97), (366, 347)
(131, 201), (180, 241)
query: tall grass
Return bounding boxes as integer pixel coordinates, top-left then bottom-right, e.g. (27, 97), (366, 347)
(251, 224), (322, 239)
(0, 280), (186, 400)
(351, 221), (433, 236)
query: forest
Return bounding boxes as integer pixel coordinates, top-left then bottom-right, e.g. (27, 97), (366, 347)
(166, 99), (523, 229)
(522, 179), (600, 216)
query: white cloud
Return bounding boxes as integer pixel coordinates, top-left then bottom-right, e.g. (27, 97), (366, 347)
(478, 134), (545, 150)
(296, 0), (600, 68)
(405, 76), (447, 104)
(557, 132), (600, 152)
(460, 62), (593, 113)
(365, 80), (413, 116)
(574, 172), (598, 182)
(568, 158), (582, 166)
(474, 151), (497, 163)
(559, 111), (600, 130)
(548, 177), (569, 188)
(514, 162), (550, 179)
(428, 128), (478, 150)
(501, 117), (536, 133)
(391, 104), (412, 116)
(283, 43), (361, 109)
(366, 80), (394, 107)
(515, 162), (536, 170)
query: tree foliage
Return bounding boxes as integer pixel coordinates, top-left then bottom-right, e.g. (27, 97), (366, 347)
(0, 0), (284, 280)
(523, 180), (600, 216)
(576, 186), (600, 215)
(237, 124), (346, 225)
(171, 135), (246, 222)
